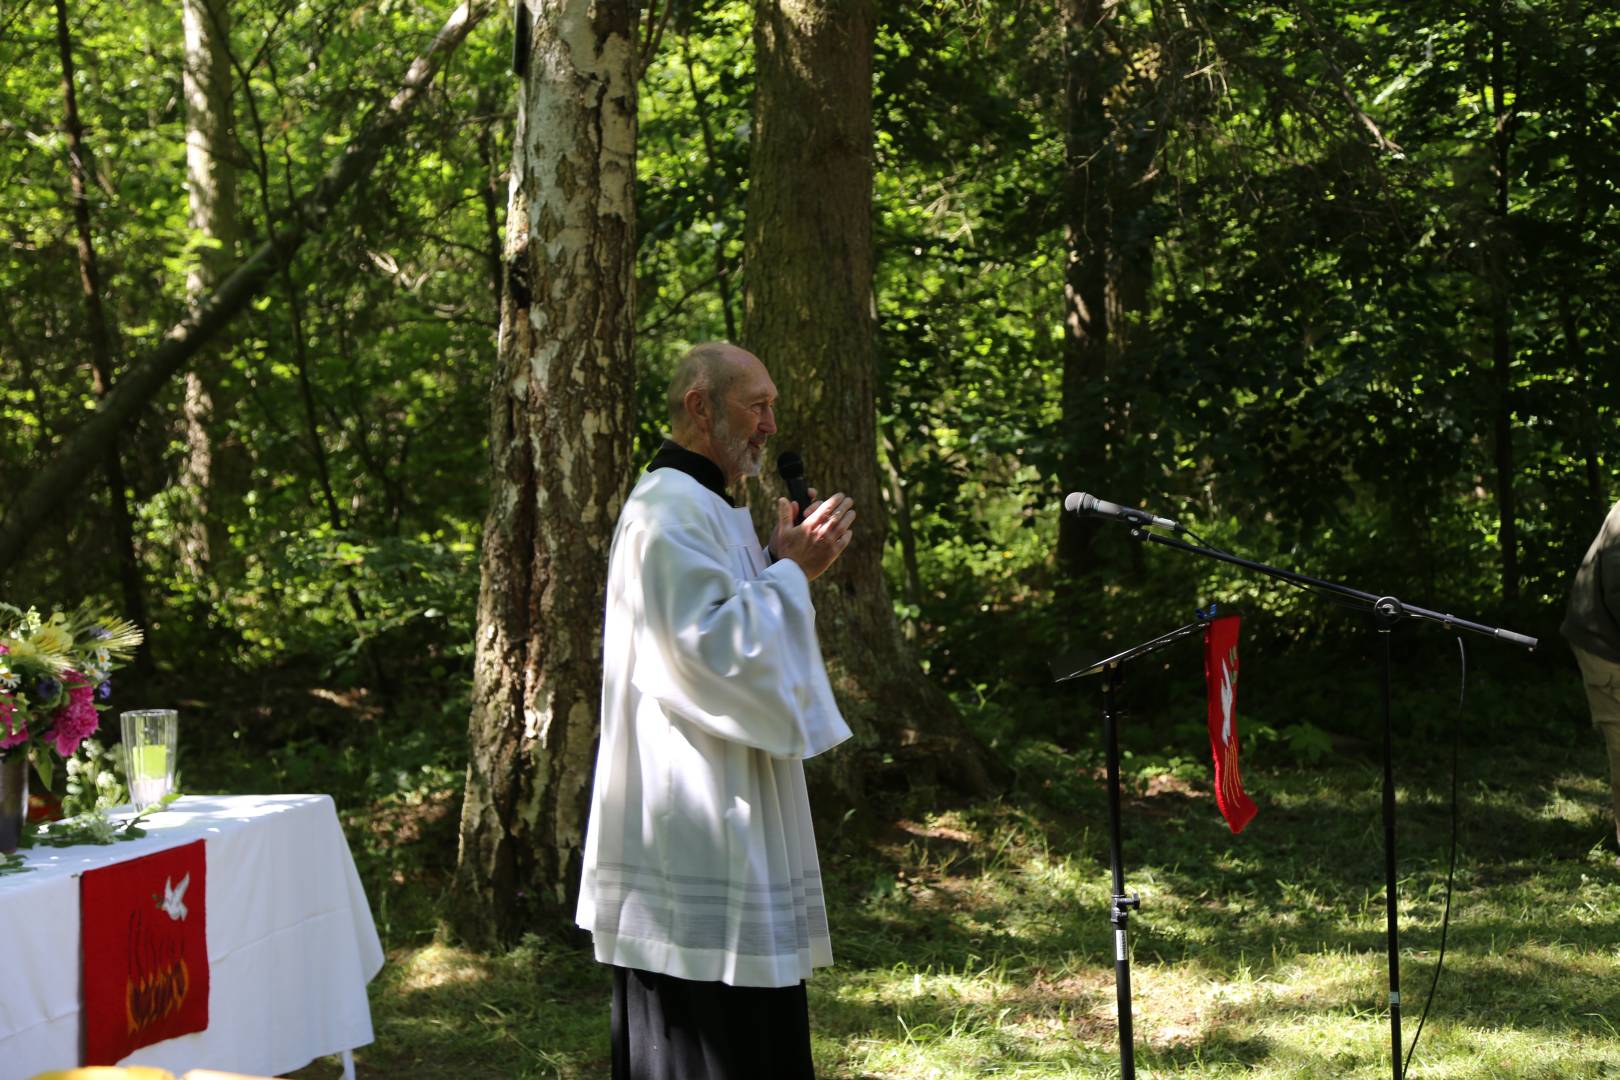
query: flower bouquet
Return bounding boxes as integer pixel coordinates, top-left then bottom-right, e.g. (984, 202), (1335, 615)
(0, 604), (144, 807)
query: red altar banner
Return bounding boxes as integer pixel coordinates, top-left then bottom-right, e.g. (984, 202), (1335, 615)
(1203, 615), (1258, 834)
(80, 839), (209, 1064)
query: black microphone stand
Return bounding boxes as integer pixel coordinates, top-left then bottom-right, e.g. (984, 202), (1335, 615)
(1112, 522), (1537, 1080)
(1051, 619), (1209, 1080)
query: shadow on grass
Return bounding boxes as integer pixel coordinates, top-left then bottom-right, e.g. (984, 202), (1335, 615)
(808, 734), (1620, 1076)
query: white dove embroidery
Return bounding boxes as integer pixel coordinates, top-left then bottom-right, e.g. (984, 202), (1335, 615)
(1219, 658), (1237, 746)
(160, 873), (191, 922)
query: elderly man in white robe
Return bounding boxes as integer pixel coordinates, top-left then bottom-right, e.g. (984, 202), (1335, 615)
(576, 341), (857, 1080)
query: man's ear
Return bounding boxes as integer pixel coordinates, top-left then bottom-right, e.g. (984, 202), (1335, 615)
(683, 387), (711, 433)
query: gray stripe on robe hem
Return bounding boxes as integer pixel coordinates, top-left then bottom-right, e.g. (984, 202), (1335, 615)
(594, 896), (826, 955)
(594, 861), (822, 889)
(588, 864), (828, 956)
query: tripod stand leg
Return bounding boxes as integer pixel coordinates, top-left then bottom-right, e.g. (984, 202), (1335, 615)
(1103, 666), (1139, 1079)
(1111, 896), (1136, 1077)
(1378, 620), (1403, 1080)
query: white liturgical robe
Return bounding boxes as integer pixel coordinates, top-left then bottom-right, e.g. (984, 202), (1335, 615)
(576, 466), (852, 988)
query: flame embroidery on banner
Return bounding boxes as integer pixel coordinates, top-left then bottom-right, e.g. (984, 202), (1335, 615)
(124, 899), (193, 1035)
(1218, 645), (1247, 819)
(82, 837), (208, 1063)
(126, 957), (190, 1035)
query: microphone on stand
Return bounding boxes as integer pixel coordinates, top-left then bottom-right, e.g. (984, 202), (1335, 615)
(778, 452), (813, 525)
(1064, 491), (1182, 532)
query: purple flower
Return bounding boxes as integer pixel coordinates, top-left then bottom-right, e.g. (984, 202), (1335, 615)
(34, 677), (60, 702)
(96, 681), (111, 700)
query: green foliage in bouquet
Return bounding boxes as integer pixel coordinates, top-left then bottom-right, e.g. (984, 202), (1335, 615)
(61, 737), (129, 818)
(0, 604), (144, 791)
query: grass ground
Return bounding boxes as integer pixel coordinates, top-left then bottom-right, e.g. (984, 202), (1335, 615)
(283, 710), (1620, 1080)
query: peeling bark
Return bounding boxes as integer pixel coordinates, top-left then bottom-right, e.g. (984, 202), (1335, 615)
(452, 0), (636, 947)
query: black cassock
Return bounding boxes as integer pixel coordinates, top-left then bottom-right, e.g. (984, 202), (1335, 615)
(612, 966), (815, 1080)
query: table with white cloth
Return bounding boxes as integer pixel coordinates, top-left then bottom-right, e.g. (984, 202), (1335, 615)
(0, 794), (385, 1080)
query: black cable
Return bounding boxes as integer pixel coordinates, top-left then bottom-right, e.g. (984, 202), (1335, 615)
(1401, 634), (1466, 1077)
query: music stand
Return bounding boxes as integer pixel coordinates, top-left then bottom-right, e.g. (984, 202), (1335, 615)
(1051, 619), (1208, 1080)
(1119, 525), (1536, 1079)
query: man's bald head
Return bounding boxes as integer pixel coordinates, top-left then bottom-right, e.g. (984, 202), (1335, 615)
(667, 342), (754, 439)
(666, 342), (778, 484)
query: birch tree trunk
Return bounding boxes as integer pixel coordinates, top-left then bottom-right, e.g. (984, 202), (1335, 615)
(743, 0), (1002, 802)
(179, 0), (242, 580)
(452, 0), (637, 947)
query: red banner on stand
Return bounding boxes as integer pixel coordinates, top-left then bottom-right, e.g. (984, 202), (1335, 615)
(1203, 615), (1257, 834)
(81, 839), (209, 1064)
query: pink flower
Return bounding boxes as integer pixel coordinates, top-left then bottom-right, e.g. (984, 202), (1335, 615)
(0, 696), (25, 751)
(50, 674), (99, 758)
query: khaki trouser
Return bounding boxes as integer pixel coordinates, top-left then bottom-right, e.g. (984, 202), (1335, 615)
(1573, 646), (1620, 847)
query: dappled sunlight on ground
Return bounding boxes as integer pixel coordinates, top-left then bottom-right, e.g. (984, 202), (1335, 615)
(805, 739), (1620, 1078)
(394, 942), (494, 993)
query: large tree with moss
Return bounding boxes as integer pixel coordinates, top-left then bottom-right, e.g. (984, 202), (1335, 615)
(742, 0), (1003, 802)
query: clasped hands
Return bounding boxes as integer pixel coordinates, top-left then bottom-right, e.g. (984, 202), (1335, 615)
(770, 489), (856, 582)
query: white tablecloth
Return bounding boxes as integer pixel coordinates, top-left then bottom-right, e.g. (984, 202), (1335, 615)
(0, 794), (385, 1079)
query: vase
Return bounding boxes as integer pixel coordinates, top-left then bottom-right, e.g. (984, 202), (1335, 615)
(0, 752), (25, 855)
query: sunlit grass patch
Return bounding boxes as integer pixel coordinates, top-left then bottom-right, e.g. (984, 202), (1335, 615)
(292, 726), (1620, 1078)
(807, 734), (1620, 1078)
(291, 935), (610, 1079)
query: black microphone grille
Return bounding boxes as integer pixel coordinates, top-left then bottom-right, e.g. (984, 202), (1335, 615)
(777, 451), (805, 480)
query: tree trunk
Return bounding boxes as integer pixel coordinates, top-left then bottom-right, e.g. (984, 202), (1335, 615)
(478, 100), (505, 327)
(179, 0), (243, 581)
(451, 0), (637, 948)
(0, 0), (491, 574)
(879, 422), (921, 617)
(54, 0), (151, 657)
(1056, 0), (1112, 577)
(1487, 13), (1519, 607)
(743, 0), (1003, 803)
(681, 31), (738, 341)
(1557, 3), (1604, 516)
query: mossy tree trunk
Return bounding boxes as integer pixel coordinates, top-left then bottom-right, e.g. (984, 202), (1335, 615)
(742, 0), (1004, 805)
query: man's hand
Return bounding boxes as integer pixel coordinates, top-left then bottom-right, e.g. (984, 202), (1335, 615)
(771, 492), (856, 582)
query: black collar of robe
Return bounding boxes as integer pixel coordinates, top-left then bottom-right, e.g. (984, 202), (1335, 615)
(647, 439), (733, 506)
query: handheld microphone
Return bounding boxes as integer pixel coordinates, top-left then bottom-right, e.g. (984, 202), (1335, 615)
(1064, 491), (1181, 531)
(777, 452), (812, 525)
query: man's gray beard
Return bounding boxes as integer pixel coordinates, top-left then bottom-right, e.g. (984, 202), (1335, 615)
(714, 417), (763, 479)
